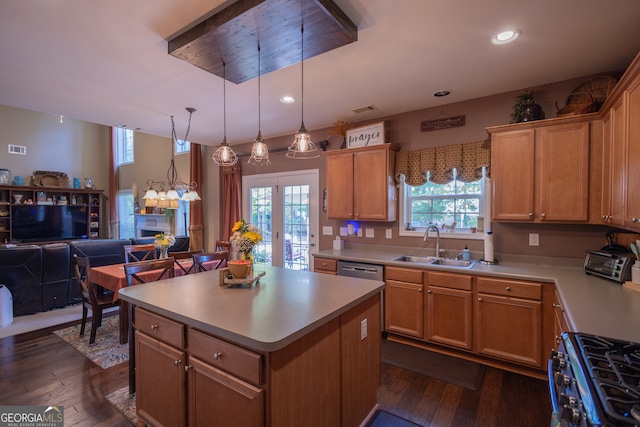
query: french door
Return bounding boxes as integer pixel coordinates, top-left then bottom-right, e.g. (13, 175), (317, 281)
(242, 170), (319, 270)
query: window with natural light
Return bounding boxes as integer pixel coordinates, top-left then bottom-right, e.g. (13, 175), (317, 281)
(115, 127), (134, 165)
(400, 168), (486, 236)
(175, 138), (190, 155)
(118, 190), (135, 239)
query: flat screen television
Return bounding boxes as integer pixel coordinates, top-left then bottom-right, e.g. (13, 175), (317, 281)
(11, 205), (88, 242)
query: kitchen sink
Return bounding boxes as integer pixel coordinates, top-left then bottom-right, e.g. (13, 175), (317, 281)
(391, 255), (477, 269)
(391, 255), (439, 264)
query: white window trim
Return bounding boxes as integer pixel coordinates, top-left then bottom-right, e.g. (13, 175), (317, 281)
(397, 175), (492, 241)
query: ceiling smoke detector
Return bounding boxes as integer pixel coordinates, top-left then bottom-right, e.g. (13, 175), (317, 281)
(352, 105), (377, 114)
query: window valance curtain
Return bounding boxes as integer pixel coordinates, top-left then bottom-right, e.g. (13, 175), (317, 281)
(395, 139), (491, 186)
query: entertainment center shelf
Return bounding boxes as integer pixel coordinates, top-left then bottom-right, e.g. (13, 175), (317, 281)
(0, 185), (104, 243)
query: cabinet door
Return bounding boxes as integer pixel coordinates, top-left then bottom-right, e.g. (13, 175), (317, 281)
(491, 129), (535, 221)
(610, 97), (626, 226)
(353, 148), (393, 221)
(427, 286), (472, 350)
(601, 113), (613, 223)
(624, 75), (640, 228)
(476, 293), (542, 368)
(384, 279), (424, 338)
(326, 151), (354, 219)
(187, 356), (264, 427)
(136, 332), (187, 427)
(537, 122), (590, 222)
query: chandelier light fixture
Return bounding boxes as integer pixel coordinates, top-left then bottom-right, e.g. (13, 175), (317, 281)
(212, 61), (239, 166)
(286, 24), (319, 159)
(143, 107), (201, 209)
(249, 44), (270, 165)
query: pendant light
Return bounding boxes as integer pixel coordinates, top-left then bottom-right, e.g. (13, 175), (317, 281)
(287, 24), (319, 159)
(212, 61), (238, 166)
(249, 44), (270, 165)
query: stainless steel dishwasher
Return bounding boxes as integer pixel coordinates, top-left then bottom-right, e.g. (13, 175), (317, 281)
(337, 260), (385, 331)
(337, 260), (384, 281)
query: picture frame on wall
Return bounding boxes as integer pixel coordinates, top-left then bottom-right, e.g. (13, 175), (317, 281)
(346, 121), (385, 148)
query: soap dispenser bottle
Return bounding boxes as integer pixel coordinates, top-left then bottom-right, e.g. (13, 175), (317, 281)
(462, 245), (470, 261)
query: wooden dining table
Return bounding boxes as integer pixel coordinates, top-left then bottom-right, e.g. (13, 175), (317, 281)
(90, 258), (199, 344)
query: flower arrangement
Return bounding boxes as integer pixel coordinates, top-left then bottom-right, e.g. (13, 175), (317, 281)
(230, 219), (262, 260)
(154, 232), (176, 258)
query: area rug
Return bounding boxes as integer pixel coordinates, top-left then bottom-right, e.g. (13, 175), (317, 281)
(366, 410), (421, 427)
(382, 339), (485, 390)
(53, 315), (129, 369)
(105, 386), (145, 427)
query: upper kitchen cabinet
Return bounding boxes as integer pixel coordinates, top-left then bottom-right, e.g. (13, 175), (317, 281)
(325, 144), (400, 221)
(600, 52), (640, 231)
(488, 115), (596, 223)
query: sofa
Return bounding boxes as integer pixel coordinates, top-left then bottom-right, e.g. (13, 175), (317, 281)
(0, 236), (190, 316)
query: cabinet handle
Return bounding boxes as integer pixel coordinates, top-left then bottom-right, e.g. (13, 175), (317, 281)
(633, 217), (638, 223)
(213, 352), (223, 360)
(528, 213), (533, 217)
(506, 287), (511, 291)
(478, 297), (482, 301)
(355, 213), (359, 218)
(418, 287), (423, 292)
(174, 359), (182, 366)
(349, 213), (353, 217)
(427, 289), (431, 294)
(552, 303), (560, 308)
(541, 213), (546, 218)
(322, 262), (327, 267)
(150, 324), (159, 330)
(184, 365), (192, 372)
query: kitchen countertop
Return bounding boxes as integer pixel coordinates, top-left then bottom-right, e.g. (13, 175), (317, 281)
(118, 265), (384, 352)
(314, 246), (640, 343)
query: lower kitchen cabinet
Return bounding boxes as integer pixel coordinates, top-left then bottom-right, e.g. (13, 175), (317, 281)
(385, 266), (424, 339)
(426, 271), (473, 351)
(476, 277), (543, 368)
(313, 257), (337, 274)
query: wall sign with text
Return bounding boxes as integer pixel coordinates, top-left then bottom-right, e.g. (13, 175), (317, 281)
(346, 121), (385, 148)
(421, 115), (466, 132)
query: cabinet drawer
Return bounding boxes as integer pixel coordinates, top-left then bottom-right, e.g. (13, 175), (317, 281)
(134, 307), (185, 349)
(477, 277), (542, 300)
(427, 271), (472, 291)
(385, 266), (423, 284)
(188, 328), (263, 386)
(314, 257), (337, 273)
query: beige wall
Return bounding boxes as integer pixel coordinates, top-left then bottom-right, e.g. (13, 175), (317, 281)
(0, 69), (623, 256)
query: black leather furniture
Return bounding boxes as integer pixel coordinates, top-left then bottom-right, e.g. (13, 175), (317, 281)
(0, 236), (190, 316)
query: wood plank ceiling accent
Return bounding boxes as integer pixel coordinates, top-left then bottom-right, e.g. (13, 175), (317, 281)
(168, 0), (358, 84)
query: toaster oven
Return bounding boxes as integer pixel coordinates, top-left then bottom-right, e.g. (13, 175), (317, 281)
(583, 250), (633, 283)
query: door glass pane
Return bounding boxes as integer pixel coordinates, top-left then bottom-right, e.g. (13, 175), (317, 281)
(249, 186), (272, 265)
(283, 184), (310, 270)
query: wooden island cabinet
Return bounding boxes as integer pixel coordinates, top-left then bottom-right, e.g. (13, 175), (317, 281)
(120, 266), (383, 427)
(325, 144), (400, 222)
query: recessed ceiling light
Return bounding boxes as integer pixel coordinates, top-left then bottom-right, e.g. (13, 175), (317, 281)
(492, 29), (521, 45)
(433, 90), (450, 97)
(280, 96), (295, 104)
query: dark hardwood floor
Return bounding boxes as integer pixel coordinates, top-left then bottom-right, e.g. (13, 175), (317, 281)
(0, 321), (551, 427)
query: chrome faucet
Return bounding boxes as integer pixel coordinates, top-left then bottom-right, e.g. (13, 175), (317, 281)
(423, 224), (442, 257)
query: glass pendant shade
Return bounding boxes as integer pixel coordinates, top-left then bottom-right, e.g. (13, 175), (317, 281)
(166, 189), (180, 200)
(212, 63), (239, 166)
(248, 45), (270, 165)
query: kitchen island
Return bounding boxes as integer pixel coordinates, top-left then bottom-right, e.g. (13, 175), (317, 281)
(118, 265), (383, 427)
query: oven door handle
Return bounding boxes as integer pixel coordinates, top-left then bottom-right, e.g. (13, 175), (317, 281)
(548, 358), (560, 413)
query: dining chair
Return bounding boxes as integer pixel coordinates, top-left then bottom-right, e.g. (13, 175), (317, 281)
(124, 244), (158, 263)
(170, 249), (204, 275)
(73, 254), (120, 344)
(193, 251), (229, 273)
(123, 258), (176, 286)
(215, 240), (231, 252)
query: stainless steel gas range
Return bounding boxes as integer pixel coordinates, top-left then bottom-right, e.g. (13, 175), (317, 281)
(549, 332), (640, 427)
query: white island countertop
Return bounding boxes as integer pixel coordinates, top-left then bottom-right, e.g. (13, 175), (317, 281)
(118, 265), (384, 352)
(314, 246), (640, 343)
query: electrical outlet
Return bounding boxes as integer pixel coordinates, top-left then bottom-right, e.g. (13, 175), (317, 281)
(322, 226), (333, 235)
(360, 318), (368, 340)
(529, 233), (539, 246)
(357, 228), (363, 237)
(386, 229), (392, 239)
(339, 227), (347, 236)
(365, 228), (374, 238)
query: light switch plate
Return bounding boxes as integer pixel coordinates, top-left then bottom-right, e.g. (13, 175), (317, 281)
(360, 318), (367, 340)
(529, 233), (539, 246)
(357, 228), (363, 237)
(386, 229), (392, 239)
(322, 226), (333, 235)
(365, 228), (374, 238)
(339, 227), (347, 236)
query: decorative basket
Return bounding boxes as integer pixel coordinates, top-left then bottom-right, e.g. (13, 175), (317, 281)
(32, 171), (69, 187)
(556, 76), (618, 117)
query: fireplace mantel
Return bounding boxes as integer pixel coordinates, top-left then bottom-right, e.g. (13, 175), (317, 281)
(134, 213), (176, 238)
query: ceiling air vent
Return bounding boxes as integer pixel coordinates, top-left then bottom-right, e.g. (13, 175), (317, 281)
(8, 144), (26, 155)
(352, 105), (377, 114)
